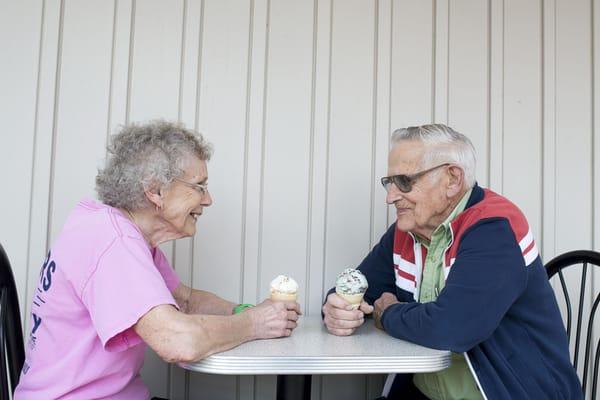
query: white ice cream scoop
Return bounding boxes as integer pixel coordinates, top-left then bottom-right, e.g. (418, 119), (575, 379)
(270, 275), (298, 301)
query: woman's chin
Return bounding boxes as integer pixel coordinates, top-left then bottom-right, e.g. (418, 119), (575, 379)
(183, 221), (197, 237)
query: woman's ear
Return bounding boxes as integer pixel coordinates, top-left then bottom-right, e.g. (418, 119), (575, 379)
(446, 165), (465, 197)
(145, 188), (163, 211)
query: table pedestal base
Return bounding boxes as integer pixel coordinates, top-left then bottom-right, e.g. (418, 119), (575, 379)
(277, 375), (312, 400)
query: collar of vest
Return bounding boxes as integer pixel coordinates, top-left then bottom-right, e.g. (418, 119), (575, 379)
(465, 182), (484, 209)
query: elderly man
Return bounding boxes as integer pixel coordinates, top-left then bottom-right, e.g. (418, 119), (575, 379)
(322, 124), (581, 399)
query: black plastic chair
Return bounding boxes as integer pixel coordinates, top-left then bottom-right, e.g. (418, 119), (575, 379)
(0, 243), (25, 398)
(545, 250), (600, 399)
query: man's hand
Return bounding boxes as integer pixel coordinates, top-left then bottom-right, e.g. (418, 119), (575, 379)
(249, 299), (302, 339)
(322, 293), (374, 336)
(373, 292), (400, 330)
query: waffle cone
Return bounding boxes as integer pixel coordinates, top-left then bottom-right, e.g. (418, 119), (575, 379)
(270, 289), (297, 302)
(336, 290), (364, 309)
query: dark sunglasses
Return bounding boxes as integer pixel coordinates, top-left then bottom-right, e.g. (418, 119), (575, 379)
(380, 163), (450, 193)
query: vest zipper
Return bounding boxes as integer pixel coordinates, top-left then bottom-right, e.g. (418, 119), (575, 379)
(464, 352), (488, 400)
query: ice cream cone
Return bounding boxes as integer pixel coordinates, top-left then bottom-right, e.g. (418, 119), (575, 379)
(269, 275), (299, 302)
(336, 289), (364, 309)
(335, 268), (368, 310)
(270, 289), (298, 302)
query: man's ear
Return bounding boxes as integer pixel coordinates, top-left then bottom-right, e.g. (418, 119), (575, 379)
(145, 188), (163, 211)
(446, 165), (464, 197)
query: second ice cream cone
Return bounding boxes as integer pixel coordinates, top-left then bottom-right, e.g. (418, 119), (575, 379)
(335, 268), (368, 310)
(336, 290), (364, 309)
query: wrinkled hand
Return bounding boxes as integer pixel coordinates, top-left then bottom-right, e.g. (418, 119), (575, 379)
(249, 299), (302, 339)
(373, 292), (400, 330)
(322, 293), (374, 336)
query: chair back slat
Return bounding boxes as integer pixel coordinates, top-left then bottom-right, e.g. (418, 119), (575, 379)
(558, 270), (573, 339)
(546, 250), (600, 399)
(0, 243), (24, 396)
(0, 289), (9, 400)
(592, 337), (600, 400)
(574, 263), (588, 370)
(582, 287), (600, 394)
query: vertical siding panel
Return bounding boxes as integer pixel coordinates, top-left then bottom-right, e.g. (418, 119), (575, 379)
(390, 0), (434, 128)
(308, 0), (331, 318)
(50, 0), (114, 239)
(128, 0), (185, 396)
(24, 0), (63, 335)
(373, 0), (391, 240)
(502, 0), (543, 238)
(242, 0), (269, 398)
(128, 1), (183, 122)
(128, 0), (183, 263)
(107, 0), (133, 138)
(187, 0), (251, 398)
(447, 0), (489, 186)
(0, 0), (44, 322)
(554, 0), (592, 254)
(259, 0), (313, 318)
(321, 0), (375, 398)
(171, 0), (203, 397)
(554, 0), (593, 388)
(174, 0), (202, 331)
(256, 2), (315, 397)
(542, 0), (557, 259)
(389, 0), (435, 223)
(595, 0), (600, 254)
(324, 0), (376, 288)
(194, 0), (250, 318)
(593, 2), (600, 398)
(242, 0), (268, 309)
(488, 0), (504, 193)
(433, 0), (449, 123)
(308, 0), (332, 397)
(365, 0), (393, 396)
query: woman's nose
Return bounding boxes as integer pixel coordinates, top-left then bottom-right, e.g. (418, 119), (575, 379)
(203, 190), (213, 206)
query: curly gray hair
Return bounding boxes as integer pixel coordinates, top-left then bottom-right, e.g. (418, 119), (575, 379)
(96, 120), (212, 210)
(391, 124), (477, 188)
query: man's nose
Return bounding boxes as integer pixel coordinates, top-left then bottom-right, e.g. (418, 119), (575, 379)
(385, 185), (402, 205)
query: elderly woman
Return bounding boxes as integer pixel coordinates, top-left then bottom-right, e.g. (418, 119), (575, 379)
(14, 121), (301, 399)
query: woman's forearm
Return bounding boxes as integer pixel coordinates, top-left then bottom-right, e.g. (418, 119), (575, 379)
(135, 304), (256, 363)
(173, 283), (237, 315)
(188, 289), (237, 315)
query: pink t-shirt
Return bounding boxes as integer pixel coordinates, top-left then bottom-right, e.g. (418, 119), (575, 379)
(14, 199), (180, 400)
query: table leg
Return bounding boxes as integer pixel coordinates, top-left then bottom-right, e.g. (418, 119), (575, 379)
(276, 375), (312, 400)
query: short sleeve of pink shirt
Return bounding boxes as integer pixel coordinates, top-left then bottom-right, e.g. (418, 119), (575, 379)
(153, 246), (180, 292)
(81, 237), (180, 352)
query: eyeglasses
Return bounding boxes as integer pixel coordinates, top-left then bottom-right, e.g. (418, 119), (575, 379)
(380, 163), (450, 193)
(174, 178), (209, 196)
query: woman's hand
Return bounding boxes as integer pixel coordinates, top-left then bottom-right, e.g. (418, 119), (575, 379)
(248, 299), (302, 339)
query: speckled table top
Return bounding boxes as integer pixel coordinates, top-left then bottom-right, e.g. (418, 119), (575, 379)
(180, 316), (451, 375)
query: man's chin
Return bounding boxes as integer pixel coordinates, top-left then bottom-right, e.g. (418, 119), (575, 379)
(395, 219), (414, 233)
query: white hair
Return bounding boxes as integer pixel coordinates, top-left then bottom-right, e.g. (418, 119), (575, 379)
(96, 120), (212, 210)
(391, 124), (476, 188)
